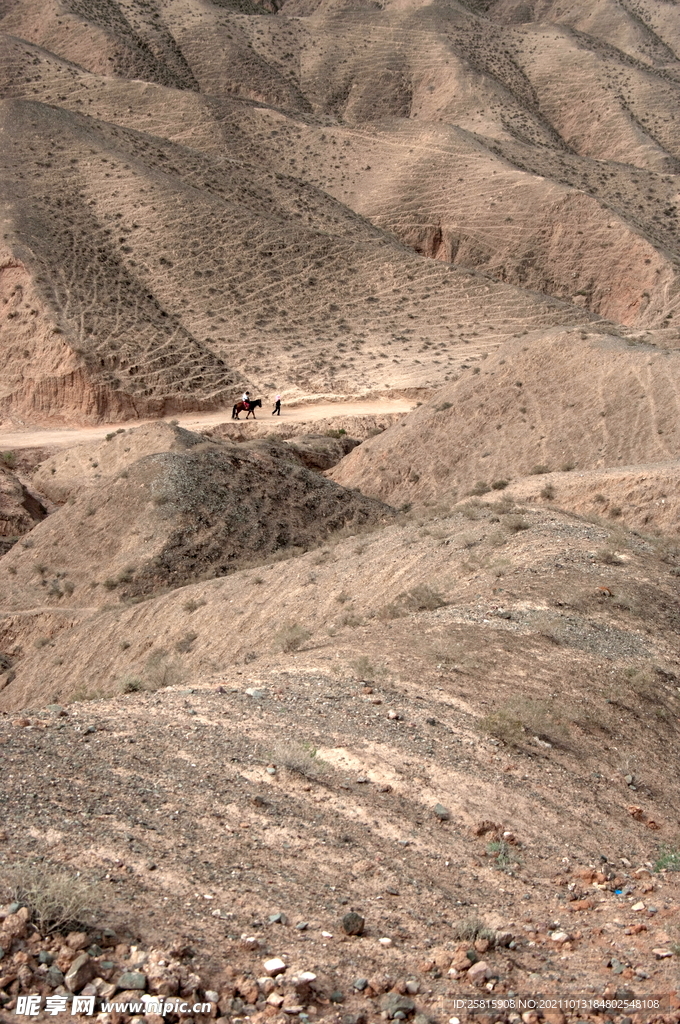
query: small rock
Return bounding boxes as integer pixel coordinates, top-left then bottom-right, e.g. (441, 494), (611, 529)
(631, 901), (645, 912)
(433, 803), (450, 822)
(47, 704), (67, 715)
(65, 954), (96, 993)
(549, 931), (570, 943)
(266, 992), (284, 1008)
(494, 931), (514, 947)
(38, 951), (54, 966)
(330, 991), (345, 1003)
(66, 932), (90, 951)
(466, 960), (489, 984)
(295, 921), (308, 931)
(268, 913), (288, 925)
(380, 992), (416, 1018)
(387, 710), (400, 720)
(652, 948), (673, 959)
(240, 935), (259, 951)
(356, 776), (369, 784)
(245, 687), (267, 699)
(263, 957), (287, 976)
(342, 912), (365, 936)
(116, 972), (147, 991)
(379, 936), (392, 946)
(353, 978), (368, 991)
(405, 981), (420, 995)
(46, 965), (65, 989)
(87, 945), (104, 958)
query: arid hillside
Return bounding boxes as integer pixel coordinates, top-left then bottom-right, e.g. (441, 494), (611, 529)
(2, 0), (680, 425)
(329, 329), (680, 510)
(0, 422), (393, 610)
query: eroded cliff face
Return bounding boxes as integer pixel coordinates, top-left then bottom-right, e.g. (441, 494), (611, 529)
(0, 252), (236, 426)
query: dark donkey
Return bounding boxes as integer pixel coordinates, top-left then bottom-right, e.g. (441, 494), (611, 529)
(232, 398), (262, 420)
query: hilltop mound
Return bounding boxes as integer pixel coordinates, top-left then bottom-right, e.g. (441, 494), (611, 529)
(0, 423), (393, 610)
(329, 329), (680, 506)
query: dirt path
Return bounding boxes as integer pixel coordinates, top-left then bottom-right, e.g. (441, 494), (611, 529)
(0, 399), (414, 450)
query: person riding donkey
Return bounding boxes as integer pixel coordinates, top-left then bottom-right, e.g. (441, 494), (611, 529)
(241, 390), (250, 411)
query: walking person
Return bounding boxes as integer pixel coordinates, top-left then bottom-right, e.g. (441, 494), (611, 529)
(272, 393), (281, 416)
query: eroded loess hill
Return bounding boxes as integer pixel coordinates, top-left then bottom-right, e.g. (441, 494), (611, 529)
(329, 329), (680, 509)
(2, 0), (680, 427)
(0, 422), (393, 611)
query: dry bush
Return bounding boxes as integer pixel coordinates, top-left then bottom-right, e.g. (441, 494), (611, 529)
(598, 548), (624, 565)
(530, 464), (550, 475)
(144, 651), (186, 689)
(505, 515), (530, 533)
(350, 654), (383, 680)
(478, 709), (524, 746)
(3, 862), (97, 935)
(266, 739), (327, 779)
(398, 584), (447, 612)
(273, 621), (311, 652)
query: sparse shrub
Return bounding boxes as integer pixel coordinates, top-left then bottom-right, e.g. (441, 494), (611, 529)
(436, 402), (453, 411)
(144, 651), (186, 689)
(654, 845), (680, 872)
(350, 654), (376, 680)
(325, 428), (347, 438)
(266, 739), (327, 779)
(4, 861), (96, 935)
(378, 602), (404, 621)
(487, 839), (521, 871)
(340, 611), (362, 627)
(399, 584), (447, 612)
(478, 709), (524, 746)
(34, 637), (50, 648)
(505, 515), (530, 532)
(183, 598), (206, 612)
(594, 493), (606, 503)
(63, 580), (75, 596)
(561, 461), (575, 472)
(530, 464), (550, 475)
(336, 590), (351, 604)
(540, 483), (555, 499)
(469, 481), (491, 496)
(102, 578), (118, 590)
(121, 675), (144, 693)
(598, 548), (623, 565)
(609, 506), (622, 518)
(491, 479), (508, 490)
(273, 621), (311, 652)
(1, 451), (17, 468)
(105, 433), (115, 441)
(175, 631), (198, 653)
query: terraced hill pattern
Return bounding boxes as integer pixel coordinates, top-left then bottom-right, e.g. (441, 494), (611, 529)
(1, 0), (679, 424)
(3, 1), (680, 1022)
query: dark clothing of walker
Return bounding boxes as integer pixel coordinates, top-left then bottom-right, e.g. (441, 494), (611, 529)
(272, 398), (281, 416)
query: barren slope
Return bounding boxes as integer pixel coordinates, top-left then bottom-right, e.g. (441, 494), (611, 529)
(329, 329), (680, 508)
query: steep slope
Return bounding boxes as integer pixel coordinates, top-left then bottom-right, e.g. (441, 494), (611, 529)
(329, 328), (680, 505)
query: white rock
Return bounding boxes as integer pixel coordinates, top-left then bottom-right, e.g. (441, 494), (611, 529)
(263, 957), (287, 976)
(549, 931), (570, 943)
(379, 936), (392, 946)
(631, 901), (645, 912)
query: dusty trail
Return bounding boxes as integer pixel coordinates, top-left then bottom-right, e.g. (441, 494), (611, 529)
(0, 399), (414, 450)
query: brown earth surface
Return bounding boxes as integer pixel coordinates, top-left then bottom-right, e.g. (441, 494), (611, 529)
(2, 0), (680, 1020)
